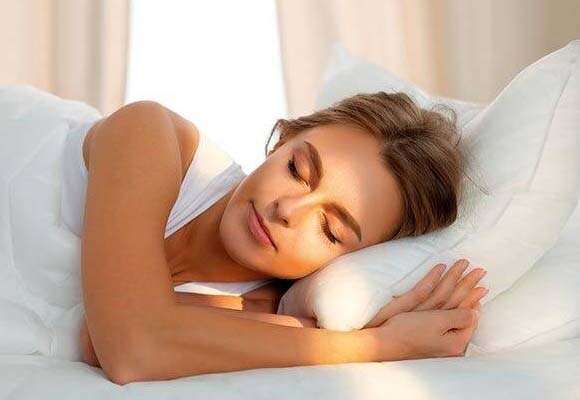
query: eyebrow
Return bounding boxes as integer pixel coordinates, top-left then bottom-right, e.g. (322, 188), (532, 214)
(303, 140), (362, 243)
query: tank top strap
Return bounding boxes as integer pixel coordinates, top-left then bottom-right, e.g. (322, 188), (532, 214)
(164, 129), (247, 238)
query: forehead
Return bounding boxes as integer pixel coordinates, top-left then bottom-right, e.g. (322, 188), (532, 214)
(292, 125), (403, 244)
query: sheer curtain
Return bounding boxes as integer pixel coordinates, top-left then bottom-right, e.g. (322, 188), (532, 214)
(0, 0), (129, 115)
(276, 0), (580, 117)
(125, 1), (287, 174)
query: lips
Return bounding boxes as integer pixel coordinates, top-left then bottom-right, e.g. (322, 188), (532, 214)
(248, 202), (277, 249)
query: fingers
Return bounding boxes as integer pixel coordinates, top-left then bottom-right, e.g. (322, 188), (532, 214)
(413, 259), (470, 311)
(458, 286), (489, 309)
(441, 267), (487, 310)
(365, 259), (487, 330)
(364, 263), (445, 328)
(403, 263), (446, 310)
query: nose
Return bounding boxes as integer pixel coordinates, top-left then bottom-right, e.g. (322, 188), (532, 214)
(275, 193), (321, 227)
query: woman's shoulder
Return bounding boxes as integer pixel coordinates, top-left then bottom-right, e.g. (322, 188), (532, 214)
(165, 107), (200, 181)
(82, 101), (200, 182)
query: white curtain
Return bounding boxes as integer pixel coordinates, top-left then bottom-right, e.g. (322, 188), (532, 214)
(276, 0), (580, 117)
(0, 0), (129, 115)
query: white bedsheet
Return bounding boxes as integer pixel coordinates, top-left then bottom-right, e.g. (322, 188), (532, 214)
(0, 338), (578, 399)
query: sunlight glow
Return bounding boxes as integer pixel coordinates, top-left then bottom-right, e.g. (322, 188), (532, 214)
(125, 0), (288, 173)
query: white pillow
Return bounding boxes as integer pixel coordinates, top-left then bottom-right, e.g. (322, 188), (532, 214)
(277, 39), (580, 344)
(314, 42), (486, 129)
(470, 197), (580, 354)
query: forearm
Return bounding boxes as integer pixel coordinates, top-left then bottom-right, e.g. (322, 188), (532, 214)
(126, 304), (384, 383)
(81, 304), (316, 369)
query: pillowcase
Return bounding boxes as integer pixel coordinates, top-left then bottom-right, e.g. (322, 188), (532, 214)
(277, 39), (580, 344)
(314, 42), (486, 129)
(469, 196), (580, 354)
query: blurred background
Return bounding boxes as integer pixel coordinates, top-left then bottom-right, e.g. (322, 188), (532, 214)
(1, 0), (579, 173)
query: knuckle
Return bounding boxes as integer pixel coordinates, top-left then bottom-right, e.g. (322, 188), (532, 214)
(434, 299), (446, 309)
(441, 301), (454, 310)
(415, 286), (432, 303)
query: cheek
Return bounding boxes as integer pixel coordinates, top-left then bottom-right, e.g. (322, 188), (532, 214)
(278, 234), (335, 277)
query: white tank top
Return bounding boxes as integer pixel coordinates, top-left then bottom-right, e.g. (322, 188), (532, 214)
(60, 118), (275, 296)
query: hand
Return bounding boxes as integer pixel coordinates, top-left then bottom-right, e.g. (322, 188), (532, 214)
(375, 305), (481, 360)
(364, 258), (488, 328)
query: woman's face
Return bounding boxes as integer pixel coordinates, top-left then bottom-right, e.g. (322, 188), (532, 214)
(219, 124), (404, 279)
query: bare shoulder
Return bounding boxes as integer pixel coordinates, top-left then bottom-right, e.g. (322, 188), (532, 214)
(83, 101), (182, 238)
(163, 106), (200, 179)
(83, 101), (200, 182)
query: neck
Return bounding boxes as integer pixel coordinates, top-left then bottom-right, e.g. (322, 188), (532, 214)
(175, 187), (273, 283)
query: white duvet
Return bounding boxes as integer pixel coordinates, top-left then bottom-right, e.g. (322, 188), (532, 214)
(0, 339), (579, 399)
(0, 85), (579, 399)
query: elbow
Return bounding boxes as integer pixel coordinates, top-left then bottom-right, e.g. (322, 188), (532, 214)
(102, 349), (147, 385)
(97, 331), (152, 385)
(106, 364), (143, 386)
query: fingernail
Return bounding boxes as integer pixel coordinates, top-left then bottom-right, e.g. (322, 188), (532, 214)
(476, 268), (487, 278)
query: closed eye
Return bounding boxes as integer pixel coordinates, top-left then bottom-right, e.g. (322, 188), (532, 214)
(288, 156), (341, 245)
(319, 213), (340, 245)
(288, 157), (308, 186)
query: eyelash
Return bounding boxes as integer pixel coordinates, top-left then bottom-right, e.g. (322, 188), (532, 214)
(288, 157), (307, 186)
(319, 213), (339, 245)
(288, 157), (340, 246)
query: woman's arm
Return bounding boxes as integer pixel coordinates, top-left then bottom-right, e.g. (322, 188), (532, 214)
(81, 102), (478, 383)
(80, 292), (318, 369)
(80, 102), (388, 384)
(80, 304), (318, 369)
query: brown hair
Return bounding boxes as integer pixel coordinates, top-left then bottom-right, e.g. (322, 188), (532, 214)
(265, 91), (466, 241)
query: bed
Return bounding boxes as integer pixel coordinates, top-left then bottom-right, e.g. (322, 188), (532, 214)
(0, 338), (579, 399)
(1, 44), (580, 398)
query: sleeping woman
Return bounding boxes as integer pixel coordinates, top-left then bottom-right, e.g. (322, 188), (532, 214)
(77, 91), (488, 384)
